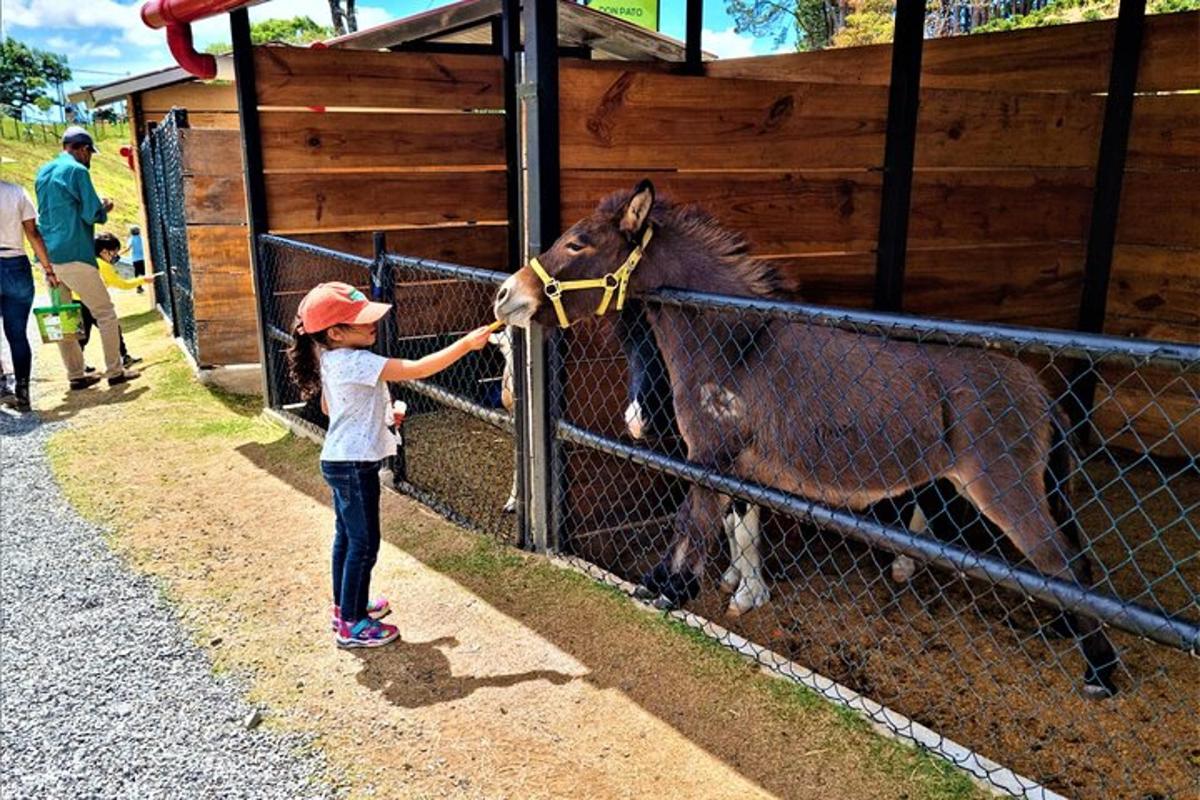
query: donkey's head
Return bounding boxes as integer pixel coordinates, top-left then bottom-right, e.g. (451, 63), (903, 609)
(494, 180), (657, 328)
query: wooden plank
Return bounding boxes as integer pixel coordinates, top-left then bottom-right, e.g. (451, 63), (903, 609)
(141, 81), (238, 113)
(904, 243), (1084, 327)
(187, 225), (250, 270)
(1117, 171), (1200, 248)
(766, 244), (1086, 328)
(265, 171), (507, 232)
(563, 169), (1095, 255)
(258, 111), (505, 172)
(183, 175), (247, 226)
(704, 11), (1199, 93)
(180, 128), (245, 177)
(558, 66), (889, 170)
(1104, 245), (1200, 343)
(560, 170), (883, 255)
(1128, 93), (1200, 170)
(192, 270), (255, 320)
(194, 318), (260, 366)
(1093, 369), (1199, 458)
(908, 169), (1093, 248)
(391, 280), (495, 338)
(254, 47), (504, 110)
(915, 88), (1103, 168)
(168, 112), (242, 130)
(295, 225), (509, 268)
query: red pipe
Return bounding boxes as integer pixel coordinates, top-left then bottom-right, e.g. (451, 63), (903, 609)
(141, 0), (255, 79)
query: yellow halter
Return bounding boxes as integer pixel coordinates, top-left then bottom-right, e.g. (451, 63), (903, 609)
(527, 226), (654, 329)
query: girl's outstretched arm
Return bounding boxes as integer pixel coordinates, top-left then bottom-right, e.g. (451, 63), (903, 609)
(380, 324), (495, 383)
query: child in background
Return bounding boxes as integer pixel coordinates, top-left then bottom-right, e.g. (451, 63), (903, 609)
(121, 225), (146, 293)
(80, 232), (153, 369)
(285, 282), (493, 648)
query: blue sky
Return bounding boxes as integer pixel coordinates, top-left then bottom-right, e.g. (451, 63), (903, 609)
(2, 0), (793, 102)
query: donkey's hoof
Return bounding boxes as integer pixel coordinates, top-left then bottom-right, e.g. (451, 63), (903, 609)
(727, 580), (769, 618)
(651, 594), (679, 611)
(1041, 613), (1076, 640)
(502, 497), (517, 514)
(1083, 665), (1118, 699)
(719, 566), (741, 594)
(632, 583), (658, 601)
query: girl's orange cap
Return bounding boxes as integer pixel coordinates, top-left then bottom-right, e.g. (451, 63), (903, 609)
(298, 282), (391, 333)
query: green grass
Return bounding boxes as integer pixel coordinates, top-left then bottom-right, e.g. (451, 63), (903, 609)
(0, 135), (142, 240)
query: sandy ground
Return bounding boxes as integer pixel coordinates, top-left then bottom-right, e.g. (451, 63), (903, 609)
(30, 294), (981, 800)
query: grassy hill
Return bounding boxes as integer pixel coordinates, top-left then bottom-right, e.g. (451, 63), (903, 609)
(0, 136), (142, 246)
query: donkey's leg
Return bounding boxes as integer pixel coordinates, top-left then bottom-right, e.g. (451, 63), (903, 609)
(891, 503), (924, 583)
(727, 503), (769, 617)
(719, 495), (741, 593)
(503, 468), (517, 514)
(954, 464), (1118, 697)
(635, 485), (724, 610)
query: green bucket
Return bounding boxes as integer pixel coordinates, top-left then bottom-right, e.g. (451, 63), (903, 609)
(33, 287), (84, 344)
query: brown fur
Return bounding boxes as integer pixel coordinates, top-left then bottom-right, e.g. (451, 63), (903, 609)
(494, 183), (1118, 694)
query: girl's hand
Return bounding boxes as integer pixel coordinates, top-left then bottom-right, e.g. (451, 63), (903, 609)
(462, 324), (497, 351)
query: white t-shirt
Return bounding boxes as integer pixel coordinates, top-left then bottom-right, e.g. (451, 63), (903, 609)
(319, 348), (394, 463)
(0, 181), (37, 258)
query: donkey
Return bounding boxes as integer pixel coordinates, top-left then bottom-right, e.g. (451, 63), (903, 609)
(493, 180), (1118, 697)
(619, 299), (929, 617)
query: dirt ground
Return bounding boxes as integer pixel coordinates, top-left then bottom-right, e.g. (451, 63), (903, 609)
(37, 298), (983, 800)
(397, 400), (1200, 800)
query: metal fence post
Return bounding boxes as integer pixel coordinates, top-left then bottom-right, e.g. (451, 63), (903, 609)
(521, 0), (563, 554)
(230, 6), (275, 408)
(1067, 0), (1147, 436)
(872, 0), (926, 313)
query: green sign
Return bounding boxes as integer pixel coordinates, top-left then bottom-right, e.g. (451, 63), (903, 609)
(587, 0), (660, 32)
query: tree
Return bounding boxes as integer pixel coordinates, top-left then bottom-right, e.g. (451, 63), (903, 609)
(204, 16), (335, 54)
(831, 0), (895, 46)
(0, 39), (72, 118)
(328, 0), (358, 35)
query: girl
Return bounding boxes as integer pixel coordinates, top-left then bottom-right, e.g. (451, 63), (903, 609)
(286, 281), (493, 648)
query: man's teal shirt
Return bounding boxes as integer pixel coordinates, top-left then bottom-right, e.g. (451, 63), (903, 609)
(35, 152), (107, 266)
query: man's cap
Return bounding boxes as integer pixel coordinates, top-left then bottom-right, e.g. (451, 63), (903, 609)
(298, 282), (390, 334)
(62, 126), (98, 153)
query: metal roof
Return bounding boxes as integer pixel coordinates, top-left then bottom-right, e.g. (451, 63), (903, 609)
(68, 56), (235, 107)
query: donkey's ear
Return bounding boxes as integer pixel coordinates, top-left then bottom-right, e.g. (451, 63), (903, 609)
(619, 179), (655, 238)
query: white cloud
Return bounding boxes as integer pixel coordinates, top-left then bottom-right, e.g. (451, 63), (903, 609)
(43, 37), (123, 59)
(702, 27), (759, 60)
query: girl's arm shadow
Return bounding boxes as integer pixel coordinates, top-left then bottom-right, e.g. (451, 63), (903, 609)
(353, 636), (575, 709)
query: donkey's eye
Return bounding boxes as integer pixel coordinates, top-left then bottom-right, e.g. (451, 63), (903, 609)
(565, 241), (586, 253)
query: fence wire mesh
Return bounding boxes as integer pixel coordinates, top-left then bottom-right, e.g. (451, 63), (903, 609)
(257, 233), (1198, 799)
(256, 237), (518, 544)
(550, 291), (1198, 800)
(138, 134), (175, 332)
(153, 111), (197, 361)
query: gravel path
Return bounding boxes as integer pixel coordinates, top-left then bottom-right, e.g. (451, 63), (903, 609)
(0, 407), (336, 799)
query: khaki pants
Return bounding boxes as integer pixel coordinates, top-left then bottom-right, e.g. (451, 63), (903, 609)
(54, 261), (123, 380)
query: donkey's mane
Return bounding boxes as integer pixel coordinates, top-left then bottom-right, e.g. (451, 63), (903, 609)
(600, 191), (782, 298)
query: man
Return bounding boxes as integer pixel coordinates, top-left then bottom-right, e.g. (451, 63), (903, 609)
(35, 126), (137, 389)
(0, 158), (60, 411)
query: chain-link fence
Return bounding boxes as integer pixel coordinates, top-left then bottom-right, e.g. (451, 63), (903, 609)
(138, 133), (175, 333)
(257, 231), (1198, 798)
(257, 235), (519, 543)
(550, 288), (1198, 800)
(138, 109), (197, 359)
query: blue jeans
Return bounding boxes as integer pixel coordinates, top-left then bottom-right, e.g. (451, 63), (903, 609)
(0, 255), (34, 383)
(321, 460), (383, 623)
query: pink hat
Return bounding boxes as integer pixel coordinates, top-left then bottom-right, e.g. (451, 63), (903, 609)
(298, 282), (390, 334)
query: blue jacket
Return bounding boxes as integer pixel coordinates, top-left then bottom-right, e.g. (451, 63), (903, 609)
(35, 153), (107, 266)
